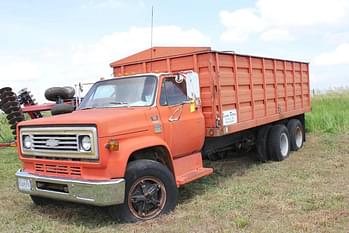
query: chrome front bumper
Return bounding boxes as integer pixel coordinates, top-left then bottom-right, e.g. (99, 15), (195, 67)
(16, 169), (125, 206)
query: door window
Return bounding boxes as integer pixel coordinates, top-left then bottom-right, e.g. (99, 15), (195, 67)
(160, 78), (188, 106)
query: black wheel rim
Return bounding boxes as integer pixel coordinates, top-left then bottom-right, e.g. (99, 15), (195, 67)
(127, 176), (166, 220)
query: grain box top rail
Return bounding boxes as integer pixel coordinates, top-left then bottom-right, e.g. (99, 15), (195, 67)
(110, 47), (309, 68)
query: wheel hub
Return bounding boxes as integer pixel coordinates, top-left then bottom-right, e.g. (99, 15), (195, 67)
(128, 177), (166, 220)
(295, 127), (303, 148)
(280, 132), (289, 157)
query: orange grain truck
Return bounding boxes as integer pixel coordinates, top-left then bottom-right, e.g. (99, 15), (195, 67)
(16, 47), (310, 222)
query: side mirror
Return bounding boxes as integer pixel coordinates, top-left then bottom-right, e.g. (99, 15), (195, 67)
(183, 72), (201, 105)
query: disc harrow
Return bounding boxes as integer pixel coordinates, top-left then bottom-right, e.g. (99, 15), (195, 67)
(18, 88), (43, 118)
(0, 87), (25, 138)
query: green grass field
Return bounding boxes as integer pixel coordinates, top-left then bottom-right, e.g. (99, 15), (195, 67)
(306, 90), (349, 133)
(0, 114), (14, 143)
(0, 91), (348, 232)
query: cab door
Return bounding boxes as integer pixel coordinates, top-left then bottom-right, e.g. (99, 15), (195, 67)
(157, 75), (205, 158)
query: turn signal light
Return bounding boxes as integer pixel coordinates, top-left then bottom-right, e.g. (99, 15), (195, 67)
(105, 139), (119, 151)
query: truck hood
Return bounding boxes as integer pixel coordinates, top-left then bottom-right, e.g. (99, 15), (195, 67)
(18, 108), (150, 137)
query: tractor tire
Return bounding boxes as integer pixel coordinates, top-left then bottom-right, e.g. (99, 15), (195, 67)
(51, 104), (75, 115)
(45, 86), (75, 102)
(109, 160), (178, 222)
(0, 88), (24, 138)
(0, 87), (12, 96)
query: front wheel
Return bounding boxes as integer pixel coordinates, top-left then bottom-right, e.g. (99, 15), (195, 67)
(109, 160), (178, 222)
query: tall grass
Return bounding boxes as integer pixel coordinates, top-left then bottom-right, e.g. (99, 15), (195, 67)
(306, 90), (349, 133)
(0, 113), (14, 143)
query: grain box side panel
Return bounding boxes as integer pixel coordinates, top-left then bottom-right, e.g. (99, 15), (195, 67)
(112, 49), (310, 137)
(215, 52), (310, 137)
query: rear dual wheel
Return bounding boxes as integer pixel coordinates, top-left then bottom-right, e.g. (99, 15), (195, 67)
(268, 125), (291, 161)
(256, 119), (304, 162)
(255, 124), (290, 162)
(287, 119), (304, 151)
(255, 125), (271, 162)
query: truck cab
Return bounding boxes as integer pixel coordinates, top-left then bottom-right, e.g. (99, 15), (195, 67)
(16, 72), (213, 222)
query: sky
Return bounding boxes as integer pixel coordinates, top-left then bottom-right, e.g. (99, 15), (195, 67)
(1, 0), (349, 103)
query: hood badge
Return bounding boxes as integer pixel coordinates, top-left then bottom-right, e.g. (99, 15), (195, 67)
(46, 138), (59, 148)
(153, 124), (162, 133)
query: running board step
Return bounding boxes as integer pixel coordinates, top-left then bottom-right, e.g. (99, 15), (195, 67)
(176, 167), (213, 186)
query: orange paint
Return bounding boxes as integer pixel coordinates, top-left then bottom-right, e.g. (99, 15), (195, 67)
(18, 47), (310, 187)
(111, 47), (311, 136)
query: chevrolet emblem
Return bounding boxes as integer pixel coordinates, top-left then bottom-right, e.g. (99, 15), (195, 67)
(46, 138), (59, 148)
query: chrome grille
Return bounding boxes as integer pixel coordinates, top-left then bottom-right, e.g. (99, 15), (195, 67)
(20, 127), (98, 159)
(32, 134), (79, 151)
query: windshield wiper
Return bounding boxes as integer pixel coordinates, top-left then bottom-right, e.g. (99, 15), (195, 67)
(79, 102), (130, 110)
(107, 101), (130, 107)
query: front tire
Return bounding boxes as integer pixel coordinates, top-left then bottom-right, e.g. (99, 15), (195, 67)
(268, 124), (291, 161)
(109, 160), (178, 222)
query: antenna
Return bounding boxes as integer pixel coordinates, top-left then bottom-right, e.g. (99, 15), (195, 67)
(150, 5), (154, 49)
(150, 5), (154, 71)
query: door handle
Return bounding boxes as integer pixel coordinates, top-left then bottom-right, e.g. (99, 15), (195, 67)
(169, 105), (183, 122)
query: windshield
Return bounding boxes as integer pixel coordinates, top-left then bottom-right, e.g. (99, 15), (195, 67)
(79, 75), (157, 109)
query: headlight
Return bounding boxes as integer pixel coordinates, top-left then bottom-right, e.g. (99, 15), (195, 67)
(23, 135), (32, 149)
(79, 135), (92, 151)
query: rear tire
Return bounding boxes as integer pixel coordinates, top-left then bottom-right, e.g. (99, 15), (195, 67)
(268, 124), (290, 161)
(109, 160), (178, 222)
(287, 119), (304, 151)
(255, 125), (272, 162)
